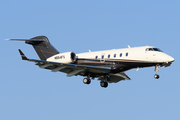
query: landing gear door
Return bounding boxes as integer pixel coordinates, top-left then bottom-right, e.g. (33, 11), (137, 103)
(100, 53), (105, 63)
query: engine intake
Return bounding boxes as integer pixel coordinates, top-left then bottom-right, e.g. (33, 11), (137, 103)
(70, 52), (76, 62)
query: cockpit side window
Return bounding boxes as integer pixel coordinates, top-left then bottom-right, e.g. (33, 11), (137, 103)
(153, 48), (162, 52)
(146, 48), (162, 52)
(146, 48), (153, 51)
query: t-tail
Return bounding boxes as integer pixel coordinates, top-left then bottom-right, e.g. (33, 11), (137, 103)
(6, 36), (59, 60)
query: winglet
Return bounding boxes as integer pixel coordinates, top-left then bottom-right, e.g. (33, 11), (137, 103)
(18, 49), (29, 60)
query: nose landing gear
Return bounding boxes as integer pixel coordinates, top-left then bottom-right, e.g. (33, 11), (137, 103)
(154, 74), (160, 79)
(154, 65), (160, 79)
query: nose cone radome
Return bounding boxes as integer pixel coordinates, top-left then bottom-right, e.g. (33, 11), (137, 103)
(158, 53), (175, 63)
(168, 56), (175, 62)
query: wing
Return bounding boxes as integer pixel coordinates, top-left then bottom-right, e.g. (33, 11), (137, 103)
(18, 49), (111, 77)
(98, 72), (131, 83)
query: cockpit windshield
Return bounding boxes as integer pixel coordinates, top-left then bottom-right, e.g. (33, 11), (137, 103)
(146, 48), (162, 52)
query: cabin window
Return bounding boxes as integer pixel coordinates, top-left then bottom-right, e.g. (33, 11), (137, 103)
(114, 54), (116, 58)
(102, 55), (104, 59)
(126, 53), (128, 56)
(120, 53), (122, 57)
(95, 56), (98, 59)
(108, 54), (110, 58)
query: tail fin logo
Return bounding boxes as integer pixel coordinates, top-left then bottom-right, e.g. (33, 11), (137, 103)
(39, 50), (56, 55)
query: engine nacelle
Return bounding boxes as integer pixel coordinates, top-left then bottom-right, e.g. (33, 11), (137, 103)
(47, 52), (76, 63)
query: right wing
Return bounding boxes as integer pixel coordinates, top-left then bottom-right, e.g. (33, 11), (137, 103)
(98, 72), (131, 83)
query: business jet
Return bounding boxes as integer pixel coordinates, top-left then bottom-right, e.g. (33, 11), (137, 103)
(7, 36), (175, 88)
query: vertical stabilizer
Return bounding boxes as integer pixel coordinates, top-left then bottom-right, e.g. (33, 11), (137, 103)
(26, 36), (59, 60)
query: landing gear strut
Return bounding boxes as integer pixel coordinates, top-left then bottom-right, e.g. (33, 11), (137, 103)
(154, 65), (160, 79)
(100, 76), (108, 88)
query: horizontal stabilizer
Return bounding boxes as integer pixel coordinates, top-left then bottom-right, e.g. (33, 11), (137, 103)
(18, 49), (29, 60)
(7, 36), (59, 60)
(5, 39), (45, 42)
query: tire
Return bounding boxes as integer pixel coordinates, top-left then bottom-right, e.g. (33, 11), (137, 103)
(154, 74), (160, 79)
(83, 78), (91, 84)
(100, 81), (108, 88)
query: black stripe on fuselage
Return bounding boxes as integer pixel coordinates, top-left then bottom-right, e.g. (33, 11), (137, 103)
(77, 58), (161, 73)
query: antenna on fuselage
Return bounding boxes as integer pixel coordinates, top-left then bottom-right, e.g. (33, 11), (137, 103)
(128, 45), (131, 48)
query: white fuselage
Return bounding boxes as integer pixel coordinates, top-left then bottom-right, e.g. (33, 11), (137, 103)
(47, 46), (174, 66)
(76, 46), (174, 63)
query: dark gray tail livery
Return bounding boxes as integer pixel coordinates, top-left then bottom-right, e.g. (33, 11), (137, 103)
(7, 36), (59, 60)
(25, 36), (59, 60)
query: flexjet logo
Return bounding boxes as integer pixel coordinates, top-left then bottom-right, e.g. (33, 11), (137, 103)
(54, 55), (65, 60)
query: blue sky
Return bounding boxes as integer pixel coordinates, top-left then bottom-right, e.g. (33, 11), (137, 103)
(1, 0), (179, 120)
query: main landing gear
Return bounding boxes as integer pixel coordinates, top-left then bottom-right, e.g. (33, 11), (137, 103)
(100, 81), (108, 88)
(100, 76), (108, 88)
(83, 78), (91, 84)
(83, 77), (109, 88)
(154, 65), (160, 79)
(83, 73), (91, 84)
(83, 74), (109, 88)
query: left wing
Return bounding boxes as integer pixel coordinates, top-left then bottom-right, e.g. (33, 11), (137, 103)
(18, 49), (111, 77)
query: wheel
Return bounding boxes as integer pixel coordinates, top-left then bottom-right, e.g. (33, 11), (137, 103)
(104, 82), (108, 87)
(83, 78), (91, 84)
(154, 74), (160, 79)
(100, 81), (108, 88)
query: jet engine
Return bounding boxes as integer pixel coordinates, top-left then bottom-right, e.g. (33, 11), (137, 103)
(47, 52), (76, 63)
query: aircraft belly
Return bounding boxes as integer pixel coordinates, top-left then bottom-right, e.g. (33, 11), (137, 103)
(77, 58), (157, 69)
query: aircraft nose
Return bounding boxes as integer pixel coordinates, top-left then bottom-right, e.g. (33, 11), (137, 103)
(168, 56), (175, 62)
